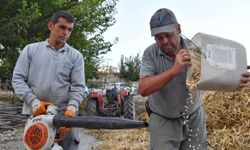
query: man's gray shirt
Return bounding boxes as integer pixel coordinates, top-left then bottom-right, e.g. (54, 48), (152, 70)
(140, 38), (201, 118)
(12, 40), (86, 114)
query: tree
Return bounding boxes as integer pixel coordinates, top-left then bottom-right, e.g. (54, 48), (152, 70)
(118, 53), (141, 81)
(119, 55), (126, 76)
(0, 0), (118, 88)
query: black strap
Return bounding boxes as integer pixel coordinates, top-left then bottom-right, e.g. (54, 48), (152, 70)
(145, 100), (152, 117)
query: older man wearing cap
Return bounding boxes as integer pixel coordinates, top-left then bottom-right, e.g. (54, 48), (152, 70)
(138, 7), (250, 150)
(138, 8), (207, 150)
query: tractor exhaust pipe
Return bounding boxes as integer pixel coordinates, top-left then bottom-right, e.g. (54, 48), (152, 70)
(53, 115), (148, 129)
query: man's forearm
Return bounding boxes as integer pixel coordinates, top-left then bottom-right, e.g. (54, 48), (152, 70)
(139, 67), (178, 96)
(12, 77), (36, 104)
(68, 84), (86, 110)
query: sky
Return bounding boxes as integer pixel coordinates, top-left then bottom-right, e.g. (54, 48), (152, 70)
(102, 0), (250, 67)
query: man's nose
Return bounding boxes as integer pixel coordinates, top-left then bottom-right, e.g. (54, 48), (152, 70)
(63, 29), (70, 36)
(162, 37), (170, 44)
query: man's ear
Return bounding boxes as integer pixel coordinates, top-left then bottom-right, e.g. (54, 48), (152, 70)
(177, 24), (181, 34)
(48, 21), (53, 31)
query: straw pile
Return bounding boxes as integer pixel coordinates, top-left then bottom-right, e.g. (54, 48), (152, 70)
(202, 88), (250, 149)
(87, 113), (149, 150)
(87, 88), (249, 150)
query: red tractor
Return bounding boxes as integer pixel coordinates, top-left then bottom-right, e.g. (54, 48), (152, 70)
(86, 85), (136, 120)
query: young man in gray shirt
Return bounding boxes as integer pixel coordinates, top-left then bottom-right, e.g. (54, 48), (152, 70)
(139, 8), (250, 150)
(12, 10), (86, 149)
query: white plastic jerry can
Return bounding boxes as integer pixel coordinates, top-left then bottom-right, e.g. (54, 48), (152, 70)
(187, 32), (247, 91)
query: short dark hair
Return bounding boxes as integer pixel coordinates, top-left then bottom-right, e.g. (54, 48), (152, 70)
(51, 10), (75, 24)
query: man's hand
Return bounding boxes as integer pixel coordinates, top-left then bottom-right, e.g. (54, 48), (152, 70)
(60, 105), (77, 132)
(240, 71), (250, 88)
(31, 99), (52, 117)
(46, 105), (58, 115)
(64, 105), (77, 117)
(173, 49), (191, 75)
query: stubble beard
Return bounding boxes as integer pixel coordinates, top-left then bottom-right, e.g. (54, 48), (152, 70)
(161, 46), (177, 55)
(159, 34), (180, 55)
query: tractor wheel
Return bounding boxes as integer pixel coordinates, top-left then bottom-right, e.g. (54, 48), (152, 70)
(123, 95), (136, 120)
(86, 98), (99, 116)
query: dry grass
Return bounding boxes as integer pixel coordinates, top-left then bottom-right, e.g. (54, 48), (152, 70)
(203, 88), (250, 150)
(86, 112), (149, 150)
(87, 88), (250, 150)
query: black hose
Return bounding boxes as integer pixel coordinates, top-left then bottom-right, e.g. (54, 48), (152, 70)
(52, 115), (148, 129)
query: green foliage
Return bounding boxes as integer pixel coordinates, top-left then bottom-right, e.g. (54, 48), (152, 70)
(0, 0), (118, 88)
(118, 53), (141, 81)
